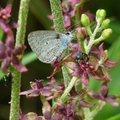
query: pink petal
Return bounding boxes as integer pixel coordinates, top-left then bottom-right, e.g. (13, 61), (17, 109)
(79, 99), (95, 108)
(0, 41), (7, 59)
(40, 89), (52, 96)
(100, 81), (108, 97)
(0, 19), (11, 32)
(12, 55), (28, 73)
(88, 69), (105, 80)
(48, 14), (53, 20)
(5, 31), (14, 49)
(63, 15), (71, 28)
(106, 97), (119, 106)
(5, 4), (12, 14)
(42, 101), (52, 119)
(20, 89), (36, 95)
(81, 71), (89, 86)
(35, 117), (43, 120)
(13, 44), (26, 55)
(12, 22), (18, 29)
(98, 43), (104, 59)
(51, 113), (62, 120)
(104, 59), (118, 68)
(1, 58), (11, 74)
(47, 77), (55, 85)
(71, 0), (81, 9)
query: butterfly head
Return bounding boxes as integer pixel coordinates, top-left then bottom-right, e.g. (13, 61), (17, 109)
(65, 31), (73, 41)
(65, 31), (72, 36)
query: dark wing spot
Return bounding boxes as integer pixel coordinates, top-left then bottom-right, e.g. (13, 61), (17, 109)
(56, 34), (60, 39)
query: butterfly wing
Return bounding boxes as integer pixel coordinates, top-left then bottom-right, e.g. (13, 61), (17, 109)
(28, 31), (71, 63)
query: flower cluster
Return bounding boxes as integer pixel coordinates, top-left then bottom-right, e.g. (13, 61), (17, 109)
(20, 0), (119, 120)
(0, 4), (18, 32)
(20, 78), (95, 120)
(0, 5), (27, 74)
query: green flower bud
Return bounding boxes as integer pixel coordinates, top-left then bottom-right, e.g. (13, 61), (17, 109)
(81, 14), (90, 27)
(101, 19), (110, 29)
(96, 9), (100, 17)
(102, 28), (112, 39)
(96, 9), (106, 23)
(96, 9), (106, 19)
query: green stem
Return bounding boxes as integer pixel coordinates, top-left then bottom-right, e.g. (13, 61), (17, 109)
(49, 0), (78, 104)
(9, 69), (21, 120)
(75, 0), (85, 26)
(62, 63), (72, 88)
(83, 106), (99, 120)
(86, 20), (100, 54)
(80, 41), (85, 52)
(49, 0), (71, 91)
(9, 0), (30, 120)
(93, 36), (104, 45)
(15, 0), (30, 45)
(60, 77), (78, 103)
(49, 0), (65, 33)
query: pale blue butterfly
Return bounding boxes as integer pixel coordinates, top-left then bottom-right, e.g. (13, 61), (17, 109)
(28, 31), (73, 63)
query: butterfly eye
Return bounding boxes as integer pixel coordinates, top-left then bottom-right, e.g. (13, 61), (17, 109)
(65, 32), (70, 35)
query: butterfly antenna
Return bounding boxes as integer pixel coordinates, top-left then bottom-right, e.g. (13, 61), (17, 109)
(66, 20), (81, 31)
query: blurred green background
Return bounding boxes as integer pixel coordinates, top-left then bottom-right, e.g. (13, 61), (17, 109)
(0, 0), (120, 120)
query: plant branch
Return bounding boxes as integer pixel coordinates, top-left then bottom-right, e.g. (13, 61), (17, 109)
(60, 77), (78, 103)
(49, 0), (65, 33)
(9, 0), (30, 120)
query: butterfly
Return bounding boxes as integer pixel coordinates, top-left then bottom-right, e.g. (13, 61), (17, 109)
(28, 31), (73, 63)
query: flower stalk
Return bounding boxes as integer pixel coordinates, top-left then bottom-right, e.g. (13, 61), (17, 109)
(49, 0), (65, 33)
(49, 0), (75, 98)
(75, 0), (85, 26)
(60, 77), (78, 103)
(9, 0), (30, 120)
(49, 0), (80, 104)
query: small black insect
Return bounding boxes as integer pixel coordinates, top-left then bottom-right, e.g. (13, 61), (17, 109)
(76, 52), (89, 62)
(3, 72), (12, 86)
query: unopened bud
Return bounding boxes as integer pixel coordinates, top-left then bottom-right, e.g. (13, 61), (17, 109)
(96, 9), (106, 23)
(81, 14), (90, 27)
(75, 27), (87, 41)
(101, 19), (110, 29)
(102, 28), (112, 39)
(96, 9), (106, 19)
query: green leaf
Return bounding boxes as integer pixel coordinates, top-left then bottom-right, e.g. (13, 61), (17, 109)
(106, 114), (120, 120)
(22, 52), (37, 65)
(30, 0), (52, 29)
(0, 27), (4, 40)
(107, 36), (120, 94)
